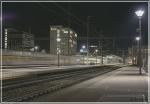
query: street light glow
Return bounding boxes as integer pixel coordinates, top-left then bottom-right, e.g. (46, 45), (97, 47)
(34, 46), (38, 50)
(135, 10), (144, 17)
(82, 45), (86, 49)
(95, 49), (98, 52)
(56, 38), (61, 42)
(90, 45), (97, 48)
(135, 37), (140, 41)
(80, 49), (83, 53)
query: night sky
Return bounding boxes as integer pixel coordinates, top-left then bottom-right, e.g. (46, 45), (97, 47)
(2, 2), (148, 52)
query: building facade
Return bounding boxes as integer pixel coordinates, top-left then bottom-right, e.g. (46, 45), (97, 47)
(50, 26), (77, 55)
(3, 28), (34, 51)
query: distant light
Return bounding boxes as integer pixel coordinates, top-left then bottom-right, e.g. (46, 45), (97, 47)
(95, 49), (98, 52)
(70, 30), (73, 34)
(34, 46), (39, 50)
(51, 27), (57, 31)
(75, 34), (77, 37)
(80, 49), (83, 53)
(64, 30), (68, 33)
(107, 55), (113, 59)
(30, 48), (34, 52)
(56, 38), (61, 42)
(57, 48), (61, 54)
(135, 10), (144, 17)
(135, 37), (140, 41)
(4, 29), (8, 49)
(90, 45), (97, 48)
(82, 45), (86, 49)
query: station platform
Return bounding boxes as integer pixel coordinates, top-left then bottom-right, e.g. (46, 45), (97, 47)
(29, 66), (148, 102)
(2, 65), (102, 80)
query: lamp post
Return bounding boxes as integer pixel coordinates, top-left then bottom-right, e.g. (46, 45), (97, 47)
(95, 49), (98, 64)
(86, 16), (91, 65)
(34, 46), (39, 52)
(135, 9), (144, 75)
(80, 45), (86, 65)
(57, 38), (61, 67)
(135, 36), (140, 65)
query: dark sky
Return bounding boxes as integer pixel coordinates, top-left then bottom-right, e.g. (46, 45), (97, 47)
(2, 2), (148, 52)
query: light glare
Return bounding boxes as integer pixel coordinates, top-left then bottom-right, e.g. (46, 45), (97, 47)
(95, 49), (98, 52)
(80, 49), (83, 53)
(135, 37), (140, 41)
(56, 38), (61, 42)
(135, 10), (144, 17)
(82, 45), (86, 49)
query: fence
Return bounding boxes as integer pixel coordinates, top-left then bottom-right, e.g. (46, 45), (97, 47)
(2, 49), (123, 66)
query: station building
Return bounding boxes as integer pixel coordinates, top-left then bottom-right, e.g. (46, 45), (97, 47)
(3, 27), (34, 51)
(50, 26), (77, 55)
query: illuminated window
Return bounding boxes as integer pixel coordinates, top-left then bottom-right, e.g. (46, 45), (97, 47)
(73, 41), (76, 44)
(70, 31), (73, 34)
(69, 39), (72, 42)
(5, 29), (8, 35)
(75, 34), (77, 37)
(57, 29), (60, 33)
(51, 27), (57, 30)
(64, 30), (68, 33)
(57, 33), (60, 37)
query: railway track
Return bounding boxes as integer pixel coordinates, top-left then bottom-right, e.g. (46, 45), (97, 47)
(2, 66), (120, 102)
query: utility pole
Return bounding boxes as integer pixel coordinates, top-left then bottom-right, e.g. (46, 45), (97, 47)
(101, 41), (103, 64)
(68, 3), (71, 56)
(98, 31), (103, 65)
(122, 50), (125, 64)
(98, 40), (103, 65)
(135, 9), (144, 75)
(86, 16), (90, 65)
(138, 18), (142, 75)
(132, 45), (134, 64)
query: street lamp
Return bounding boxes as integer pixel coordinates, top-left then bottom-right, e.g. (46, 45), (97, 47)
(135, 36), (140, 41)
(135, 36), (140, 65)
(135, 9), (144, 75)
(34, 46), (39, 52)
(80, 49), (84, 53)
(82, 45), (86, 49)
(80, 45), (87, 65)
(95, 49), (98, 64)
(56, 38), (61, 42)
(56, 38), (61, 67)
(135, 10), (144, 18)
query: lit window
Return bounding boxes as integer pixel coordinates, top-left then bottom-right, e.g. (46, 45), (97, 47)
(57, 33), (60, 37)
(75, 34), (77, 37)
(51, 27), (57, 30)
(71, 44), (73, 47)
(70, 31), (73, 34)
(5, 29), (7, 32)
(57, 29), (60, 33)
(69, 39), (72, 42)
(73, 41), (76, 44)
(5, 43), (7, 46)
(5, 31), (7, 35)
(56, 38), (61, 42)
(64, 31), (68, 33)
